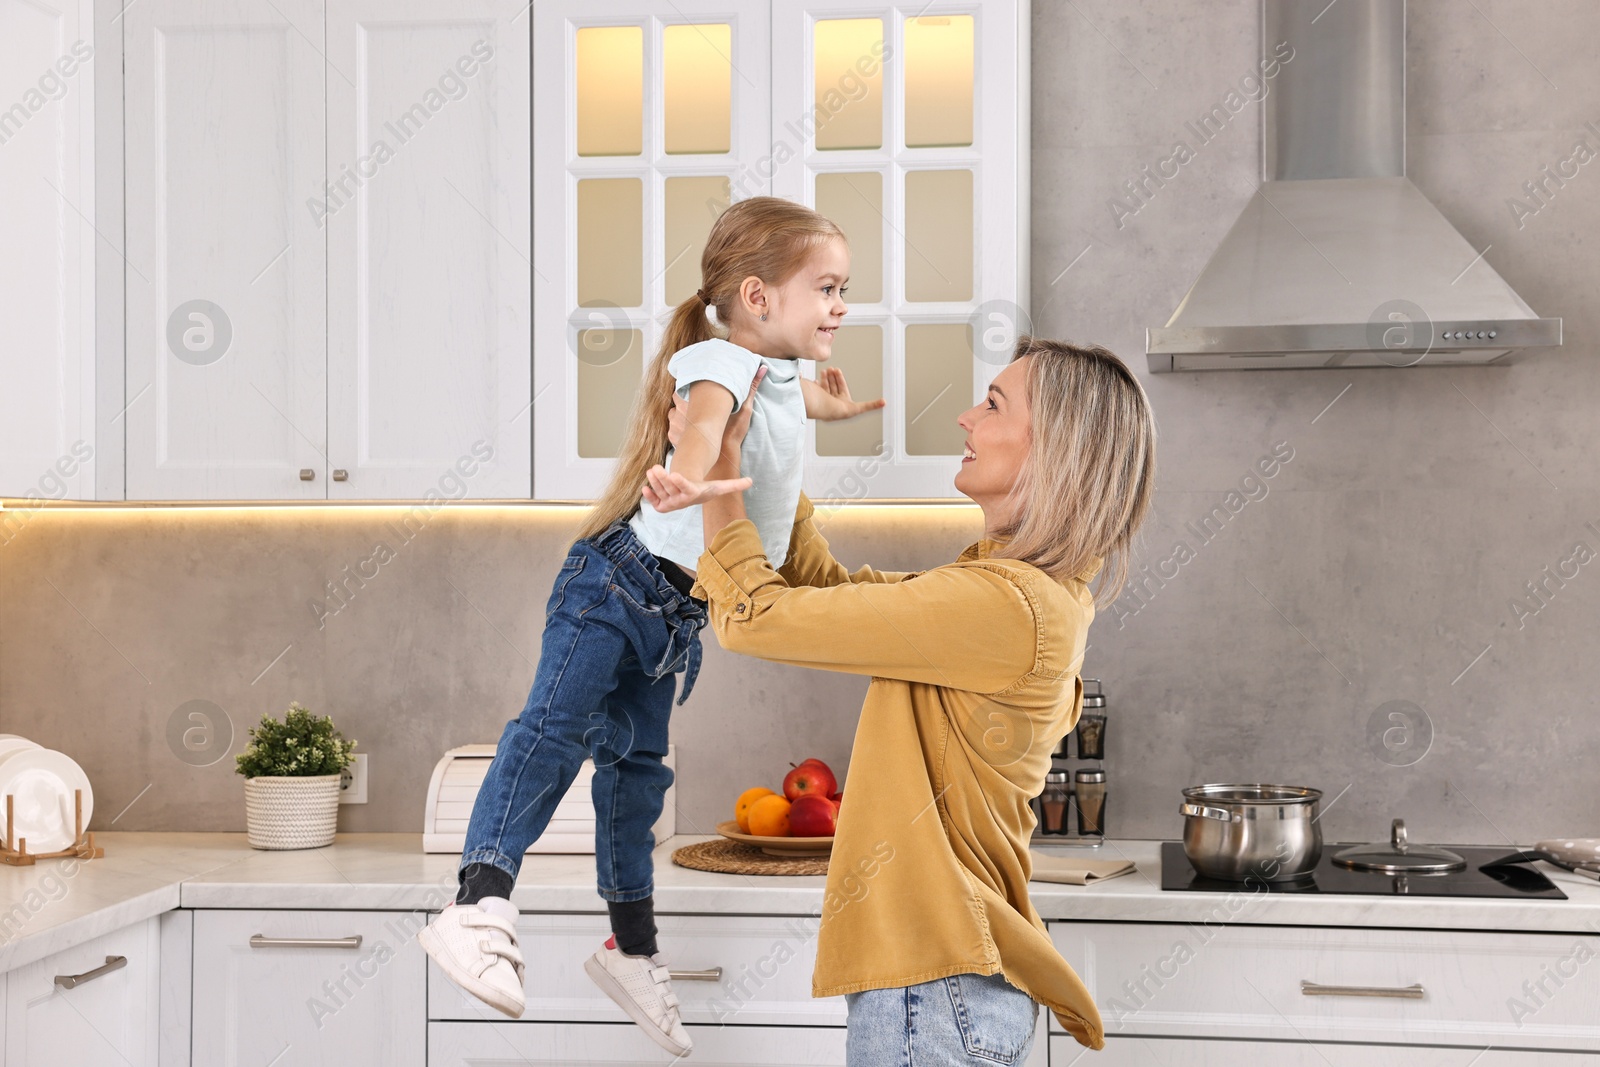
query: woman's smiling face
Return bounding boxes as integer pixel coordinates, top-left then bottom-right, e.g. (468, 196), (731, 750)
(955, 357), (1033, 520)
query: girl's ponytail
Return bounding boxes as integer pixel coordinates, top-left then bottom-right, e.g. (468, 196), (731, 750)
(574, 196), (845, 542)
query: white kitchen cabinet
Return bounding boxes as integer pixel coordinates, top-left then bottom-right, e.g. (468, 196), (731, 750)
(1053, 1036), (1600, 1065)
(429, 1020), (847, 1064)
(191, 909), (425, 1067)
(2, 917), (160, 1066)
(124, 0), (328, 501)
(1050, 921), (1600, 1053)
(429, 912), (845, 1026)
(0, 0), (97, 501)
(325, 0), (531, 499)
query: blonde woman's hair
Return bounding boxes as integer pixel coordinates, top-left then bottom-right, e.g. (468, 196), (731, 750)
(999, 337), (1156, 604)
(576, 197), (846, 541)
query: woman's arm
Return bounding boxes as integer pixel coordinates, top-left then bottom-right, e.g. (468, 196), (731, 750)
(777, 497), (913, 589)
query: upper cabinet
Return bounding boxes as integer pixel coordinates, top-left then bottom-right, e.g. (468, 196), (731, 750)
(0, 0), (98, 500)
(123, 0), (531, 500)
(532, 0), (1027, 501)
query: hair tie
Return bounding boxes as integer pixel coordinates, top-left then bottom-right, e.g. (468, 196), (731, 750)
(695, 288), (709, 306)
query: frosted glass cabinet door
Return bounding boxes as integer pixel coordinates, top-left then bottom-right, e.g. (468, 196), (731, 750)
(0, 0), (96, 500)
(326, 0), (532, 499)
(124, 0), (328, 500)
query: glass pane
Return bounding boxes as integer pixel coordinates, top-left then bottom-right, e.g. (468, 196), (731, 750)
(816, 326), (884, 458)
(663, 176), (731, 306)
(814, 18), (884, 150)
(576, 327), (643, 458)
(664, 24), (731, 154)
(577, 26), (643, 157)
(904, 170), (973, 302)
(904, 15), (974, 147)
(814, 172), (882, 305)
(577, 178), (642, 308)
(904, 323), (971, 456)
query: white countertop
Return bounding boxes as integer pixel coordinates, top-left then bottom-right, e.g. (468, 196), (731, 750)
(4, 833), (1598, 974)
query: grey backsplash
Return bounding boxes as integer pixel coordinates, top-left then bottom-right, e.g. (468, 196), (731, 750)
(3, 0), (1596, 846)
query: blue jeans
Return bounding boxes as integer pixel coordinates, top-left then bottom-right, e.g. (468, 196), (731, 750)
(459, 521), (706, 901)
(846, 973), (1039, 1067)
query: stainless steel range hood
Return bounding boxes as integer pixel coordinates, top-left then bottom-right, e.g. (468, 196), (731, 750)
(1147, 0), (1561, 372)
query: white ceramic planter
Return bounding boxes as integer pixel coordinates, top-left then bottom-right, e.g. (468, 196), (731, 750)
(243, 774), (341, 850)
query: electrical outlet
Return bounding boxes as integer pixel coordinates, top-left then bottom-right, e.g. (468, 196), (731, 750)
(340, 753), (368, 804)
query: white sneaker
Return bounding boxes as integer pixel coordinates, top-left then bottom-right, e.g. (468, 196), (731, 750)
(418, 898), (526, 1019)
(584, 937), (693, 1057)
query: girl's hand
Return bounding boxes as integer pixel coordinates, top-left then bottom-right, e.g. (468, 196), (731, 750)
(806, 367), (886, 421)
(642, 466), (753, 513)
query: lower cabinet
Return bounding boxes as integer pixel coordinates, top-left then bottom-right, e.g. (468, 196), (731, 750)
(2, 917), (160, 1066)
(1053, 1036), (1600, 1065)
(190, 910), (425, 1067)
(429, 1021), (847, 1065)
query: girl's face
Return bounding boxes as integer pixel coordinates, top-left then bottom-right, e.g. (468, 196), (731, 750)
(739, 238), (850, 361)
(955, 357), (1033, 520)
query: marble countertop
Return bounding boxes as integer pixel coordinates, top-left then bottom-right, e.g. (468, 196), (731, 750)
(4, 833), (1598, 974)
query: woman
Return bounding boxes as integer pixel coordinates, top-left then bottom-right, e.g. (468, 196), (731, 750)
(647, 337), (1156, 1063)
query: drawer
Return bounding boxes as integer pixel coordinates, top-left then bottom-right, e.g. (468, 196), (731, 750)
(1051, 1035), (1600, 1065)
(430, 1021), (845, 1064)
(1050, 922), (1600, 1051)
(429, 912), (845, 1026)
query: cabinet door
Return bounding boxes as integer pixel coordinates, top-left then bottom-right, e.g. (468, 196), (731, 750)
(191, 910), (425, 1067)
(3, 918), (159, 1067)
(429, 1020), (846, 1064)
(326, 0), (531, 499)
(124, 0), (327, 500)
(0, 0), (96, 500)
(1054, 1036), (1600, 1065)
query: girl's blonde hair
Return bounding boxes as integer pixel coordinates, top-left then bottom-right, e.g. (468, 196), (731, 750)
(576, 197), (845, 541)
(999, 337), (1156, 604)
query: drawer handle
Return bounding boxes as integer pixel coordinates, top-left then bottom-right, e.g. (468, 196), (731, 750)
(1180, 802), (1240, 823)
(668, 968), (723, 982)
(55, 955), (127, 990)
(249, 935), (363, 950)
(1300, 980), (1424, 999)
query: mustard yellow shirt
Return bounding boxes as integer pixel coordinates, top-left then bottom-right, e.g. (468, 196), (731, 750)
(694, 495), (1106, 1050)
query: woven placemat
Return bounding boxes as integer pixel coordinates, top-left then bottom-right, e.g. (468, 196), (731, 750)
(672, 838), (829, 876)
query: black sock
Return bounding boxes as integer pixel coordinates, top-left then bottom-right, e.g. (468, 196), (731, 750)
(607, 896), (659, 957)
(456, 862), (514, 905)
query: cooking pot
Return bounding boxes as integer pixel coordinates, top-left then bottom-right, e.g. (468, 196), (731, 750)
(1180, 784), (1323, 883)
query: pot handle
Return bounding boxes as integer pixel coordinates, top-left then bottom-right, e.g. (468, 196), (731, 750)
(1180, 802), (1240, 823)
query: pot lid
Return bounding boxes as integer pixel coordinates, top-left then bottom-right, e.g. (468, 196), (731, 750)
(1333, 818), (1467, 874)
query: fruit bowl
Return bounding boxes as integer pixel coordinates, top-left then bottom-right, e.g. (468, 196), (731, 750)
(716, 820), (833, 858)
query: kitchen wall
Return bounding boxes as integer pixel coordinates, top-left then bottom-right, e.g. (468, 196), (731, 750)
(3, 0), (1596, 846)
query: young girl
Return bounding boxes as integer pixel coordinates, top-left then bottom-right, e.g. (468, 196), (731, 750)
(420, 197), (881, 1055)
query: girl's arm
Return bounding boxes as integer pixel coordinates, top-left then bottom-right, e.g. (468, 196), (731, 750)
(800, 367), (886, 421)
(643, 378), (755, 513)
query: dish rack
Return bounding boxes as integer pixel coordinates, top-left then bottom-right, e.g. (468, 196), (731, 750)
(422, 744), (675, 854)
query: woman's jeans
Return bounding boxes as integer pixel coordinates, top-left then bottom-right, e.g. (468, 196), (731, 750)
(459, 521), (706, 901)
(846, 972), (1040, 1067)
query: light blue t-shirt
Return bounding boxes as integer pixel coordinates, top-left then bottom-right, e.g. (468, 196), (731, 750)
(630, 338), (805, 571)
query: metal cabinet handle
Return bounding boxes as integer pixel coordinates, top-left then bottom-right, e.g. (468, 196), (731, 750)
(1180, 802), (1240, 823)
(299, 468), (316, 481)
(332, 469), (349, 481)
(55, 955), (127, 989)
(1301, 980), (1424, 999)
(250, 934), (363, 950)
(668, 967), (723, 982)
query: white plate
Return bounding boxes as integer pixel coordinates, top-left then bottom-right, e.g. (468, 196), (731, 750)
(0, 748), (93, 853)
(0, 735), (41, 764)
(1535, 838), (1600, 868)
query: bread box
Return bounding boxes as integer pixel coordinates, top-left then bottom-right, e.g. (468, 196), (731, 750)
(422, 744), (675, 854)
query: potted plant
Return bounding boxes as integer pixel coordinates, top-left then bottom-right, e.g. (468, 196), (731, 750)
(236, 703), (357, 850)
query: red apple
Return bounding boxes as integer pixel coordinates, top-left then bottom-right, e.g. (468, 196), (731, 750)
(829, 791), (843, 809)
(788, 794), (838, 837)
(784, 760), (837, 801)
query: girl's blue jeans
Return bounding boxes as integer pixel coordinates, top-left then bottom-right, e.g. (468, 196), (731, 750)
(459, 521), (706, 902)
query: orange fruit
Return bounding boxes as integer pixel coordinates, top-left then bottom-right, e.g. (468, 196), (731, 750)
(746, 794), (792, 837)
(735, 787), (777, 833)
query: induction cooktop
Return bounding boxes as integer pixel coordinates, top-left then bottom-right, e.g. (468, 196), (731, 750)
(1159, 842), (1568, 899)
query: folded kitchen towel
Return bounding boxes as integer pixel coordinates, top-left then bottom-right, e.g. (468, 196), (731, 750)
(1028, 851), (1137, 885)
